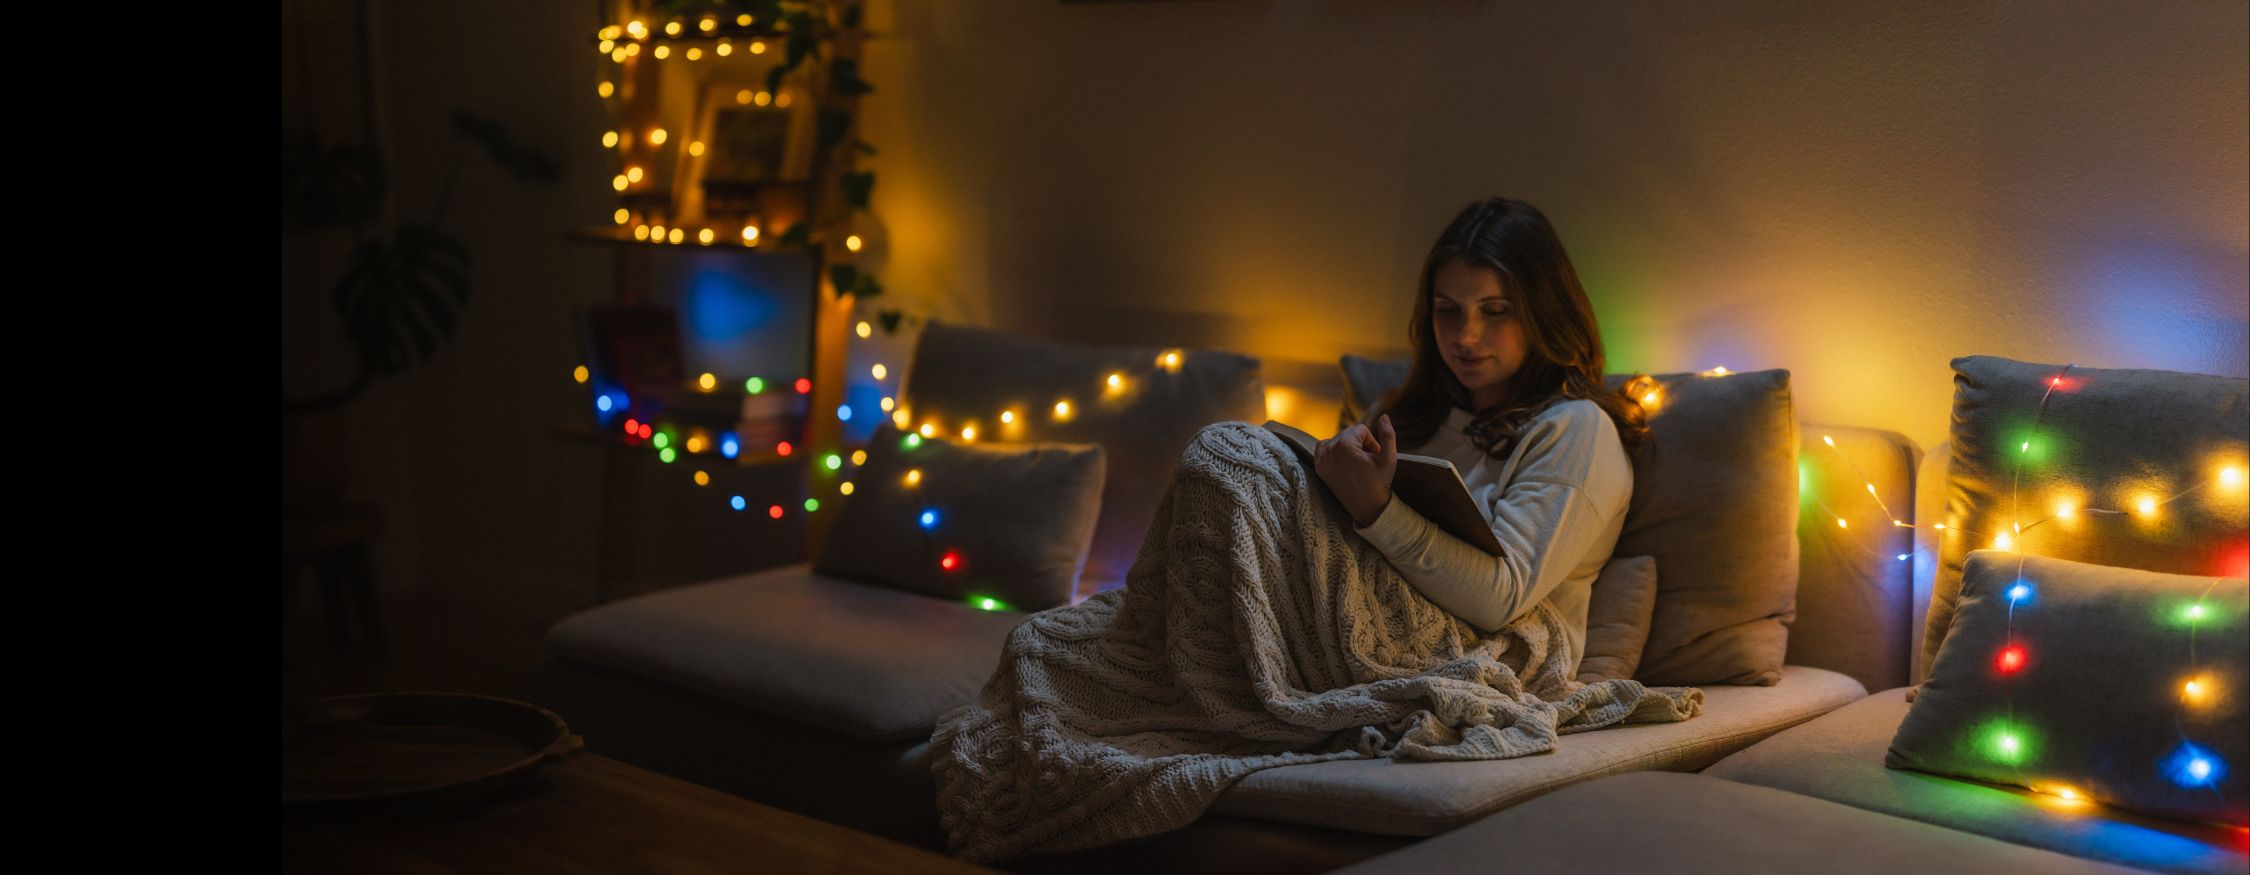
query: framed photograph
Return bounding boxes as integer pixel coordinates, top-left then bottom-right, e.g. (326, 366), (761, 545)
(675, 80), (817, 227)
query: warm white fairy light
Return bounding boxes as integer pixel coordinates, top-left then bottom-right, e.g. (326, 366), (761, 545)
(626, 166), (644, 183)
(667, 227), (684, 244)
(845, 235), (863, 252)
(698, 16), (717, 32)
(880, 397), (895, 412)
(685, 47), (702, 61)
(632, 224), (650, 241)
(1053, 400), (1075, 421)
(653, 44), (670, 59)
(716, 41), (733, 56)
(598, 81), (615, 98)
(603, 130), (619, 148)
(741, 225), (760, 243)
(664, 20), (682, 36)
(698, 228), (715, 245)
(855, 321), (872, 338)
(613, 208), (630, 225)
(871, 363), (888, 381)
(649, 127), (667, 145)
(612, 175), (629, 192)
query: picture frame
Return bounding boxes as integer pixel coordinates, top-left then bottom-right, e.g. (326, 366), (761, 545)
(674, 79), (817, 228)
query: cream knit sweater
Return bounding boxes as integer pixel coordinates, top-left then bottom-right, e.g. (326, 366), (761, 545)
(1356, 399), (1634, 662)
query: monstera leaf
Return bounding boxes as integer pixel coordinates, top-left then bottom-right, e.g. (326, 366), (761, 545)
(332, 224), (473, 377)
(283, 129), (386, 232)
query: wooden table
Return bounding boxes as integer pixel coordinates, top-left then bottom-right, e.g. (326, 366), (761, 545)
(283, 753), (995, 874)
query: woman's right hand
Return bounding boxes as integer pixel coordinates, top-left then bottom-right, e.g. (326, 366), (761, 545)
(1315, 415), (1399, 527)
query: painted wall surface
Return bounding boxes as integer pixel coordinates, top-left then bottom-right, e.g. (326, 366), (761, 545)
(859, 0), (2248, 452)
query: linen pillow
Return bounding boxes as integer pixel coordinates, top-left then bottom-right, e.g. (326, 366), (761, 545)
(812, 424), (1105, 611)
(1334, 357), (1801, 685)
(1889, 551), (2247, 825)
(904, 322), (1267, 599)
(1576, 555), (1659, 683)
(1921, 357), (2250, 678)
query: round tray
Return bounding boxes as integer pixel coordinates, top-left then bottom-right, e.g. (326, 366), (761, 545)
(283, 692), (582, 808)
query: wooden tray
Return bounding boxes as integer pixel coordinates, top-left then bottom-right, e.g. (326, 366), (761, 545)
(283, 692), (583, 809)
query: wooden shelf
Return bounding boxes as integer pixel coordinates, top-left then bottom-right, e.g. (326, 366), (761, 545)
(568, 226), (818, 252)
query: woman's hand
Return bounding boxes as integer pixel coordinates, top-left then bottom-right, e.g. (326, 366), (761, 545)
(1315, 414), (1398, 528)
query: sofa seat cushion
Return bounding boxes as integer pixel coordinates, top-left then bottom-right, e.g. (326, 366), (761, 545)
(1704, 688), (2250, 875)
(547, 563), (1026, 743)
(1209, 665), (1866, 835)
(1330, 772), (2141, 874)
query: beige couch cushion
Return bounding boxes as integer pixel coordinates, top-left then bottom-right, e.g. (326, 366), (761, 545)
(547, 563), (1025, 743)
(1705, 688), (2250, 875)
(1331, 772), (2141, 875)
(1208, 665), (1865, 835)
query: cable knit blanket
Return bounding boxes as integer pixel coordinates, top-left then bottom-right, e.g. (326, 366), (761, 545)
(930, 422), (1704, 862)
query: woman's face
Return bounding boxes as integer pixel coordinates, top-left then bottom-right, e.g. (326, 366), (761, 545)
(1431, 259), (1527, 410)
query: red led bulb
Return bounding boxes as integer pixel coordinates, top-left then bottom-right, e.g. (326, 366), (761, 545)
(1996, 644), (2028, 674)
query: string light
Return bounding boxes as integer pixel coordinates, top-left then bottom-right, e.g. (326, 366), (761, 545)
(658, 447), (676, 463)
(804, 498), (820, 512)
(1000, 410), (1016, 425)
(919, 423), (938, 438)
(731, 495), (746, 511)
(720, 435), (739, 459)
(750, 40), (766, 54)
(716, 41), (732, 57)
(697, 372), (716, 391)
(768, 505), (784, 519)
(881, 397), (896, 412)
(742, 225), (759, 243)
(745, 376), (765, 394)
(1158, 350), (1182, 372)
(823, 454), (842, 471)
(632, 224), (650, 240)
(1995, 644), (2027, 674)
(573, 365), (589, 383)
(664, 20), (682, 36)
(920, 509), (939, 529)
(903, 434), (922, 450)
(2181, 675), (2209, 704)
(596, 395), (614, 412)
(694, 470), (710, 486)
(905, 469), (922, 487)
(851, 450), (866, 465)
(940, 551), (962, 572)
(837, 404), (853, 422)
(961, 425), (978, 442)
(698, 228), (715, 245)
(667, 228), (684, 244)
(698, 16), (716, 32)
(1053, 400), (1075, 421)
(893, 410), (910, 428)
(872, 363), (887, 380)
(649, 127), (667, 145)
(598, 81), (614, 98)
(856, 321), (872, 338)
(776, 441), (793, 456)
(795, 378), (811, 394)
(612, 175), (629, 192)
(973, 596), (1007, 612)
(845, 235), (863, 252)
(1105, 372), (1125, 393)
(652, 45), (670, 59)
(685, 435), (707, 454)
(839, 482), (854, 496)
(652, 433), (670, 449)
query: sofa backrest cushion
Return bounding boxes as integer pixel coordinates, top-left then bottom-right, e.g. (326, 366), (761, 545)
(814, 424), (1105, 611)
(905, 322), (1268, 600)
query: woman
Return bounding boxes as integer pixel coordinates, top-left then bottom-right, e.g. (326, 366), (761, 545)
(1315, 195), (1649, 665)
(932, 197), (1692, 864)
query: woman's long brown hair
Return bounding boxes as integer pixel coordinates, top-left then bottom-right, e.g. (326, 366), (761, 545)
(1377, 197), (1649, 461)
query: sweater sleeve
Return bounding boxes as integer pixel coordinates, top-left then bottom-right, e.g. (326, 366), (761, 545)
(1354, 406), (1623, 633)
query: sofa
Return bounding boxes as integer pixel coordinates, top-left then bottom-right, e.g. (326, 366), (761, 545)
(539, 327), (2246, 873)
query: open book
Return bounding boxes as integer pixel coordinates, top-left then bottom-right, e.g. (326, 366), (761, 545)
(1262, 420), (1506, 556)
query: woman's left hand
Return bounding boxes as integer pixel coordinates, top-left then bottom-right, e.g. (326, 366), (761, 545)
(1315, 415), (1398, 527)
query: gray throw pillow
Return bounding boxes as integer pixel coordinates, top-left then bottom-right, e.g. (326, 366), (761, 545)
(903, 322), (1267, 599)
(1922, 357), (2250, 678)
(1334, 357), (1802, 685)
(1577, 555), (1659, 683)
(813, 425), (1105, 611)
(1890, 551), (2247, 826)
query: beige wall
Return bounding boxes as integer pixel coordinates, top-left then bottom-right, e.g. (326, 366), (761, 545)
(859, 0), (2248, 451)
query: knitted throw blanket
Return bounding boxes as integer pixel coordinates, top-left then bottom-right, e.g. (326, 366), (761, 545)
(930, 422), (1704, 862)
